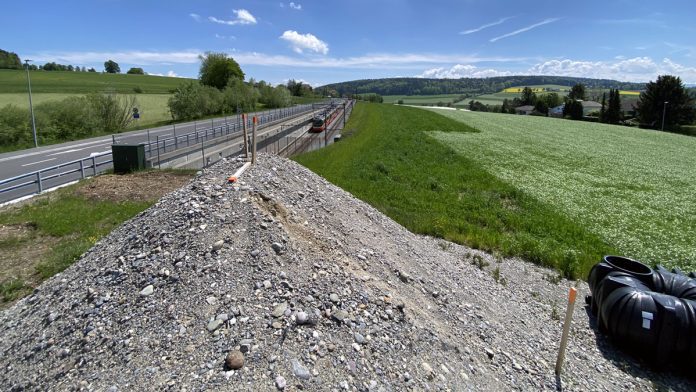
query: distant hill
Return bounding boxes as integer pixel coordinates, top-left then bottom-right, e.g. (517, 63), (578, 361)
(318, 76), (646, 97)
(0, 69), (194, 94)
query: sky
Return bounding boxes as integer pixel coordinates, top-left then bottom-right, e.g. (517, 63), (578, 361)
(2, 0), (696, 86)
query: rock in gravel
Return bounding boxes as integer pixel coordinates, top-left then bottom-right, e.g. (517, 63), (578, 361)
(139, 285), (154, 296)
(291, 359), (311, 380)
(272, 302), (288, 318)
(0, 155), (691, 391)
(225, 350), (244, 370)
(275, 375), (286, 390)
(212, 240), (224, 251)
(271, 242), (284, 254)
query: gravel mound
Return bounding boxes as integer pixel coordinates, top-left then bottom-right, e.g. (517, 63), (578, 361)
(1, 154), (693, 391)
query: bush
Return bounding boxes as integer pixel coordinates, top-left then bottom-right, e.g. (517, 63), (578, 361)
(133, 86), (143, 94)
(0, 105), (30, 145)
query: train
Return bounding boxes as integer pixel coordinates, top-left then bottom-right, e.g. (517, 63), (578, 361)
(309, 105), (342, 133)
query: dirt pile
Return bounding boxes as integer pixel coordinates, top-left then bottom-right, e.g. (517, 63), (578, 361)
(1, 155), (692, 391)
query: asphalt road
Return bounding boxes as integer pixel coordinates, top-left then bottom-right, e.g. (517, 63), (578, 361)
(0, 104), (322, 204)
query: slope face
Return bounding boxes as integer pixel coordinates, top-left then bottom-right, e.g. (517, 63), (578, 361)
(0, 155), (690, 391)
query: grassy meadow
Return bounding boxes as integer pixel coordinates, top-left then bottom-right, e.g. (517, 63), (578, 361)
(432, 110), (696, 271)
(0, 69), (192, 94)
(296, 103), (614, 279)
(0, 93), (173, 128)
(383, 94), (465, 105)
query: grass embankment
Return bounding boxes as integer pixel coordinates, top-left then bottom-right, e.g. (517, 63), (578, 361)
(295, 103), (614, 278)
(383, 94), (465, 106)
(432, 110), (696, 271)
(0, 170), (195, 307)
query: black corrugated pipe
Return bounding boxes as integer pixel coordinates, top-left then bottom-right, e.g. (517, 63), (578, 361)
(587, 255), (696, 370)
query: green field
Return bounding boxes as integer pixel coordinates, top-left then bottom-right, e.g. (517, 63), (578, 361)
(0, 93), (173, 127)
(296, 103), (614, 278)
(432, 110), (696, 270)
(0, 69), (192, 94)
(383, 94), (465, 105)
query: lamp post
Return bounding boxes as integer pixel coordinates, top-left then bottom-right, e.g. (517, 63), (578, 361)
(24, 60), (38, 147)
(661, 101), (669, 132)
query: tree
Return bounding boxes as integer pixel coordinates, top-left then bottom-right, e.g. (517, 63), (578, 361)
(127, 67), (145, 75)
(104, 60), (120, 73)
(534, 100), (549, 116)
(636, 75), (695, 130)
(0, 49), (22, 69)
(600, 92), (606, 122)
(199, 52), (244, 90)
(568, 83), (586, 100)
(604, 89), (622, 124)
(88, 68), (97, 72)
(563, 99), (583, 120)
(520, 86), (536, 105)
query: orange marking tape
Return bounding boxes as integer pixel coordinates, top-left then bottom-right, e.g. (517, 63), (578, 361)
(568, 287), (577, 303)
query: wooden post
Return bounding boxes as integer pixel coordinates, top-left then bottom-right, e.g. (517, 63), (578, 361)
(252, 116), (257, 164)
(242, 114), (249, 158)
(555, 287), (578, 376)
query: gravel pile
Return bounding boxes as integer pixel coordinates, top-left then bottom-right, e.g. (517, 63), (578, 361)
(1, 154), (693, 391)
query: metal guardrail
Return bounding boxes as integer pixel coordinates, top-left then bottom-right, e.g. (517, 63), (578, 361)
(0, 103), (330, 203)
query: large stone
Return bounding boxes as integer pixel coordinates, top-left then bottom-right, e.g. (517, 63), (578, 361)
(225, 350), (244, 370)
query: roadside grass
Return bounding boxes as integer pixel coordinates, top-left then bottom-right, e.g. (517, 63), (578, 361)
(0, 69), (191, 94)
(0, 169), (194, 307)
(295, 102), (614, 279)
(432, 110), (696, 271)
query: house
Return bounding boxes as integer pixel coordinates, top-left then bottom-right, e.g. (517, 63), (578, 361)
(549, 104), (564, 117)
(580, 100), (602, 115)
(514, 105), (535, 115)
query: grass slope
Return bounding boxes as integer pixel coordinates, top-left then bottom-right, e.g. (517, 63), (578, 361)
(432, 110), (696, 271)
(0, 69), (192, 94)
(383, 94), (464, 105)
(295, 103), (613, 278)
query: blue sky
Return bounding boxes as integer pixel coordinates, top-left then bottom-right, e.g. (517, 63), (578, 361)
(3, 0), (696, 86)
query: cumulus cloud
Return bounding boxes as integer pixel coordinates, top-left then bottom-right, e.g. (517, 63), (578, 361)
(490, 18), (560, 42)
(419, 64), (512, 78)
(209, 9), (257, 25)
(24, 50), (202, 65)
(148, 71), (183, 78)
(215, 33), (236, 40)
(419, 57), (696, 83)
(290, 2), (302, 10)
(189, 13), (202, 22)
(279, 30), (328, 54)
(460, 16), (513, 35)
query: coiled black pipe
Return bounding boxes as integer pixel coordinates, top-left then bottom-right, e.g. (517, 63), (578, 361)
(587, 255), (696, 370)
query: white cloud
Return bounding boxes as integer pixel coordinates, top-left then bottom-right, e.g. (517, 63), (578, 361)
(25, 50), (202, 65)
(289, 2), (302, 10)
(419, 64), (512, 78)
(279, 31), (328, 54)
(189, 13), (201, 22)
(490, 18), (560, 42)
(209, 9), (257, 26)
(215, 33), (236, 40)
(460, 16), (513, 35)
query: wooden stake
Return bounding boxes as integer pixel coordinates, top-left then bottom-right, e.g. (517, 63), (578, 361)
(555, 287), (578, 375)
(242, 114), (249, 158)
(251, 116), (257, 164)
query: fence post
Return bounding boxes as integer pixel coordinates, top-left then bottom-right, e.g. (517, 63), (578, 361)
(36, 171), (43, 193)
(92, 156), (97, 175)
(112, 134), (116, 144)
(147, 129), (151, 157)
(201, 140), (205, 168)
(157, 136), (161, 169)
(79, 160), (85, 179)
(174, 124), (178, 149)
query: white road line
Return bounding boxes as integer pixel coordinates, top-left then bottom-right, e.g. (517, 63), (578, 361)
(47, 148), (87, 156)
(0, 139), (110, 163)
(21, 158), (57, 167)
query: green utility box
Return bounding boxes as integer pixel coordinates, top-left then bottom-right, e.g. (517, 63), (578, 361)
(111, 144), (146, 173)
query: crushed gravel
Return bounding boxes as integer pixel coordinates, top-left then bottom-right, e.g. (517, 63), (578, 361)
(1, 154), (693, 391)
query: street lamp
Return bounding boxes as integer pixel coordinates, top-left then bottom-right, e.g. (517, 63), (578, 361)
(24, 60), (38, 147)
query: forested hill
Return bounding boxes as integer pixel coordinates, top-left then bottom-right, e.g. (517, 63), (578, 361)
(319, 76), (646, 96)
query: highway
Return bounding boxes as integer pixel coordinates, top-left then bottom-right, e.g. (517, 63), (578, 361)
(0, 104), (323, 204)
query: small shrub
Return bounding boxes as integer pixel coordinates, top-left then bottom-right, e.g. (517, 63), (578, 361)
(492, 266), (507, 285)
(471, 254), (489, 270)
(551, 303), (560, 320)
(133, 86), (143, 94)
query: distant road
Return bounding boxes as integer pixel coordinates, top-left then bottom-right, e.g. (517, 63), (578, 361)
(0, 107), (309, 182)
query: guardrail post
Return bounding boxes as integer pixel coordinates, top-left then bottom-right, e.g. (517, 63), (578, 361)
(173, 124), (178, 150)
(157, 136), (161, 169)
(242, 113), (249, 158)
(147, 129), (151, 157)
(36, 171), (43, 193)
(92, 157), (97, 175)
(201, 140), (205, 168)
(252, 116), (257, 164)
(112, 134), (116, 144)
(79, 160), (85, 179)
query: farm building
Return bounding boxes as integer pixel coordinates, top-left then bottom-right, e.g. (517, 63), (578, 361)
(581, 101), (602, 115)
(514, 105), (535, 115)
(549, 104), (564, 117)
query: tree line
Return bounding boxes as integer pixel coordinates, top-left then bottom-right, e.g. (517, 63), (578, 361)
(466, 76), (695, 133)
(318, 76), (647, 97)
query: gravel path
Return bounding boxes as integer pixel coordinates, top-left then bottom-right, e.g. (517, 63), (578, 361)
(1, 154), (693, 391)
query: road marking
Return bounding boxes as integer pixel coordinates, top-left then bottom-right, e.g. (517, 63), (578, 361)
(21, 158), (57, 167)
(0, 139), (110, 163)
(47, 148), (87, 156)
(89, 151), (111, 157)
